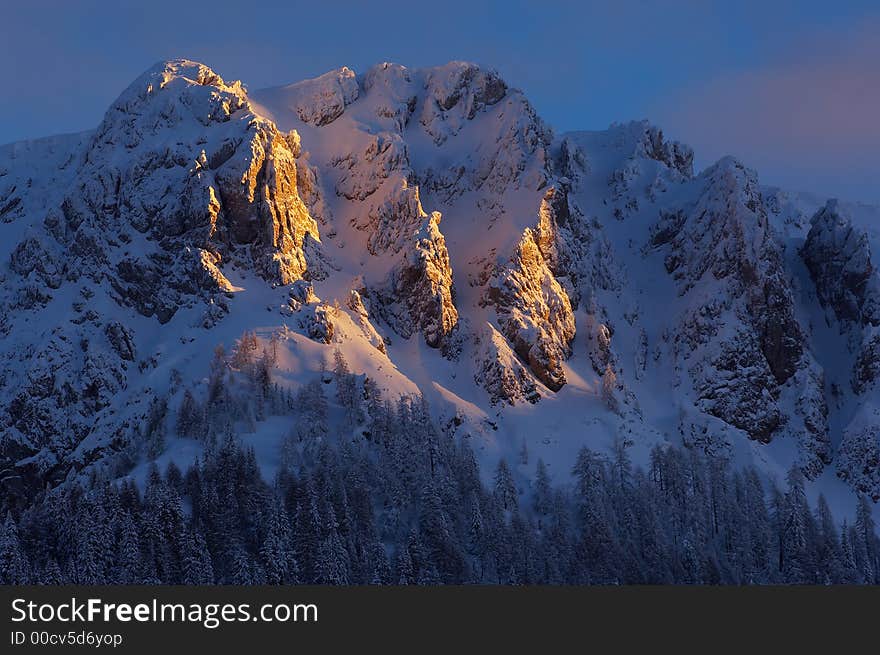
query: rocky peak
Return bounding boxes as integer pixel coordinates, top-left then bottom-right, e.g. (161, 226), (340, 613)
(657, 157), (768, 291)
(45, 59), (322, 321)
(261, 66), (359, 127)
(423, 61), (507, 117)
(658, 156), (802, 384)
(636, 123), (694, 179)
(803, 199), (880, 327)
(97, 60), (249, 138)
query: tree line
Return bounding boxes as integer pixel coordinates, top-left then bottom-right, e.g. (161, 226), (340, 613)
(1, 341), (878, 585)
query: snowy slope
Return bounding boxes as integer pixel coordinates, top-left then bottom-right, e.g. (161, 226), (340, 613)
(1, 59), (879, 524)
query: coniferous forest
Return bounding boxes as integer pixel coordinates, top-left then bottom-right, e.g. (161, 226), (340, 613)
(1, 344), (878, 586)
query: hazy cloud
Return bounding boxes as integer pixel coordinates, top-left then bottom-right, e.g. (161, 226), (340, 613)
(653, 20), (880, 202)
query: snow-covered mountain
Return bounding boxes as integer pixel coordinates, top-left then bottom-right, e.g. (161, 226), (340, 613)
(1, 59), (878, 517)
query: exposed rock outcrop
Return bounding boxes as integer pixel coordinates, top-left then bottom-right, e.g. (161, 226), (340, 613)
(854, 335), (880, 394)
(303, 305), (335, 344)
(637, 124), (694, 179)
(487, 226), (576, 391)
(655, 158), (827, 467)
(476, 322), (540, 405)
(420, 62), (508, 145)
(378, 213), (458, 350)
(356, 179), (427, 256)
(263, 67), (359, 127)
(803, 200), (880, 327)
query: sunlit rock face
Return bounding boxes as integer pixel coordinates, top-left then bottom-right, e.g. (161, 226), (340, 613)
(378, 211), (459, 351)
(487, 227), (575, 392)
(11, 60), (324, 333)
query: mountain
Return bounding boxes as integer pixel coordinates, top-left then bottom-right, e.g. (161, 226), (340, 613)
(1, 59), (879, 522)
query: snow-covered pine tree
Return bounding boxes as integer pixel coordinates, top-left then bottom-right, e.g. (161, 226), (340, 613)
(260, 498), (295, 584)
(493, 459), (518, 512)
(0, 512), (30, 584)
(176, 389), (203, 439)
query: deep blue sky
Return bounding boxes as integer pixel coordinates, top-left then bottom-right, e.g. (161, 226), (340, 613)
(2, 1), (877, 202)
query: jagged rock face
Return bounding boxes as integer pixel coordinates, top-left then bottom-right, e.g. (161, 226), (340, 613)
(475, 323), (540, 405)
(420, 62), (508, 145)
(478, 181), (613, 397)
(655, 158), (821, 455)
(259, 60), (557, 371)
(659, 159), (770, 292)
(357, 179), (425, 255)
(854, 336), (880, 394)
(533, 187), (571, 275)
(379, 213), (458, 350)
(692, 330), (783, 442)
(347, 173), (459, 350)
(487, 226), (576, 391)
(2, 310), (131, 471)
(416, 68), (552, 199)
(347, 290), (387, 354)
(211, 128), (318, 285)
(802, 200), (880, 408)
(265, 67), (359, 127)
(637, 124), (694, 178)
(803, 200), (880, 327)
(279, 63), (505, 352)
